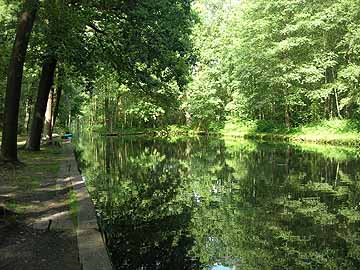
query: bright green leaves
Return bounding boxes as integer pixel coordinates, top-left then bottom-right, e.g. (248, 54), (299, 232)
(185, 0), (360, 128)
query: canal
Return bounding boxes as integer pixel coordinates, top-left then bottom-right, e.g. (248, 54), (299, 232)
(76, 135), (360, 270)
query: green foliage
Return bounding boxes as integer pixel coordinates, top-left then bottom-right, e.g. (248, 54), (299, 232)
(1, 0), (195, 137)
(7, 0), (360, 138)
(183, 0), (360, 130)
(76, 1), (195, 132)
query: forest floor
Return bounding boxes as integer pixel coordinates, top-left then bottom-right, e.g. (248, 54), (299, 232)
(0, 140), (81, 270)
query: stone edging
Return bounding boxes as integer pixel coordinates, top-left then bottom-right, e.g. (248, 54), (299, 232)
(67, 144), (113, 270)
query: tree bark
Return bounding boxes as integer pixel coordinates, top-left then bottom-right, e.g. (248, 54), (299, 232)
(334, 88), (342, 119)
(285, 103), (290, 129)
(52, 84), (62, 130)
(1, 0), (38, 161)
(44, 88), (54, 141)
(26, 56), (57, 151)
(24, 96), (32, 133)
(52, 66), (64, 129)
(104, 97), (112, 132)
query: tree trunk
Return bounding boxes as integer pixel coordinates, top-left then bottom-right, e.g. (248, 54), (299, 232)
(44, 88), (54, 141)
(26, 56), (57, 151)
(68, 112), (71, 128)
(1, 0), (38, 161)
(104, 97), (111, 132)
(334, 88), (342, 119)
(53, 66), (64, 129)
(93, 96), (97, 127)
(24, 96), (32, 133)
(285, 103), (290, 129)
(52, 85), (62, 130)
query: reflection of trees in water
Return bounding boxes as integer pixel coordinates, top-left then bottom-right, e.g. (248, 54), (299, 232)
(77, 136), (360, 270)
(209, 143), (360, 270)
(79, 136), (201, 269)
(107, 211), (199, 270)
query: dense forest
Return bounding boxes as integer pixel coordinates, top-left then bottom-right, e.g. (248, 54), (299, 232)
(1, 0), (360, 161)
(0, 0), (193, 161)
(189, 0), (360, 128)
(81, 0), (360, 130)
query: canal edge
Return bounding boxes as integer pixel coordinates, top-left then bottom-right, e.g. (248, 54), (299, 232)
(67, 143), (113, 270)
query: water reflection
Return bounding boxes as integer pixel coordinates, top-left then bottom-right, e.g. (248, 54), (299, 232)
(210, 265), (234, 270)
(76, 136), (360, 270)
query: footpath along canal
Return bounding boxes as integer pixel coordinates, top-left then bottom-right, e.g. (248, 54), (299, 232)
(0, 142), (112, 270)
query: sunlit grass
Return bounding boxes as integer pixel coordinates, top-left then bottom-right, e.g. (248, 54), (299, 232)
(4, 200), (32, 215)
(0, 135), (27, 147)
(222, 119), (360, 146)
(68, 190), (78, 227)
(289, 119), (360, 145)
(0, 141), (66, 225)
(221, 120), (257, 137)
(1, 145), (63, 194)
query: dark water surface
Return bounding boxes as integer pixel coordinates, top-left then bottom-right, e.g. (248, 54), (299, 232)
(76, 136), (360, 270)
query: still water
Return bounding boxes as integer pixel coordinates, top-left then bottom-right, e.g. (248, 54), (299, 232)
(76, 136), (360, 270)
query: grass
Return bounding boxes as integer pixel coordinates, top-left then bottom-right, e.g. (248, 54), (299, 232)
(289, 119), (360, 145)
(10, 147), (62, 192)
(29, 163), (60, 174)
(4, 200), (28, 214)
(221, 119), (360, 146)
(0, 144), (65, 224)
(68, 190), (78, 227)
(221, 120), (257, 137)
(89, 118), (360, 146)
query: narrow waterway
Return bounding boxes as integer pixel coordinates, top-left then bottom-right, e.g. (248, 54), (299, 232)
(76, 135), (360, 270)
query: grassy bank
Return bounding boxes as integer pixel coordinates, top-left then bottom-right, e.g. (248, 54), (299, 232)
(90, 119), (360, 146)
(0, 142), (79, 229)
(98, 125), (203, 137)
(221, 119), (360, 146)
(0, 142), (82, 270)
(0, 145), (62, 219)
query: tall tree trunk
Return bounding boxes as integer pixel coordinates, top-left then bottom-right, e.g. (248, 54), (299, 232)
(104, 97), (111, 132)
(26, 56), (57, 151)
(334, 88), (342, 119)
(92, 95), (97, 127)
(53, 66), (64, 129)
(24, 96), (32, 133)
(1, 0), (38, 161)
(285, 103), (290, 129)
(44, 88), (54, 141)
(52, 84), (62, 130)
(112, 95), (121, 131)
(67, 112), (71, 128)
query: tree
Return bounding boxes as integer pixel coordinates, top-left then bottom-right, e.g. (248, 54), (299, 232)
(182, 0), (360, 130)
(1, 0), (38, 161)
(26, 56), (57, 150)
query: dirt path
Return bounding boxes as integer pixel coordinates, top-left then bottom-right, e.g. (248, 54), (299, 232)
(0, 143), (81, 270)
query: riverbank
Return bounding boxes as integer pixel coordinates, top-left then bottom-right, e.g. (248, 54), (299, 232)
(0, 143), (81, 270)
(221, 119), (360, 146)
(98, 119), (360, 146)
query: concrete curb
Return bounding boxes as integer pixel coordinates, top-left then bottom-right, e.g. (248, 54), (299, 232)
(66, 144), (113, 270)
